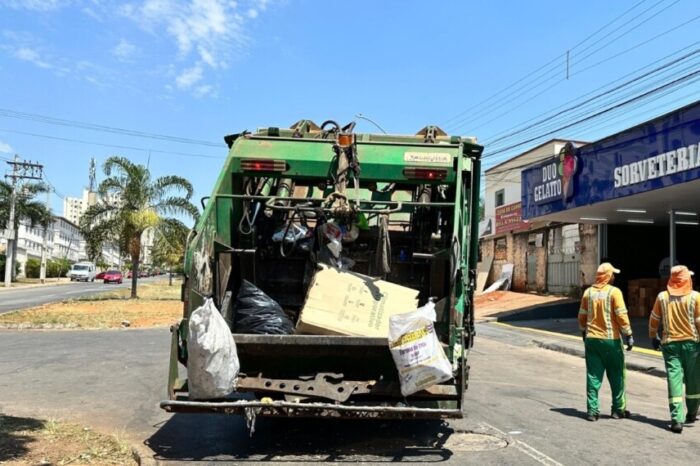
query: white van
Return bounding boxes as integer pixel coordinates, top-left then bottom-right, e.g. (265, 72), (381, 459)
(68, 262), (97, 282)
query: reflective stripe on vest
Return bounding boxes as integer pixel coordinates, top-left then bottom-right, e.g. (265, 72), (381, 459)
(658, 291), (699, 341)
(690, 291), (699, 340)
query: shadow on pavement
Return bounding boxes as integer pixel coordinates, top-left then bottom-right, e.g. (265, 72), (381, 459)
(626, 412), (672, 431)
(550, 407), (672, 431)
(0, 414), (46, 462)
(549, 407), (589, 420)
(145, 414), (455, 463)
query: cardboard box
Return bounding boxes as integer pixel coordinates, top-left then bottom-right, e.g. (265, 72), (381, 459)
(297, 265), (419, 337)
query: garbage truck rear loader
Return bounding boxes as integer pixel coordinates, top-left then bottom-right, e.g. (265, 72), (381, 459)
(161, 120), (483, 420)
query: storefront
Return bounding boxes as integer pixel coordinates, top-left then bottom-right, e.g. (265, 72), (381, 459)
(521, 100), (700, 310)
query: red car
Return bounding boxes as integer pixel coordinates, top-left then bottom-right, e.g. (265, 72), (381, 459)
(103, 270), (123, 284)
(96, 271), (106, 280)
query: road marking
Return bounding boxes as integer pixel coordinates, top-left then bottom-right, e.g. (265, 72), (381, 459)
(491, 322), (662, 357)
(484, 423), (564, 466)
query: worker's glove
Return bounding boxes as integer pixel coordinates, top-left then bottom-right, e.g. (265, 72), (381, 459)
(581, 331), (586, 342)
(624, 334), (634, 351)
(652, 337), (661, 351)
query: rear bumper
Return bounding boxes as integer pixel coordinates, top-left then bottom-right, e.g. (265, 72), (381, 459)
(160, 399), (462, 419)
(164, 323), (466, 420)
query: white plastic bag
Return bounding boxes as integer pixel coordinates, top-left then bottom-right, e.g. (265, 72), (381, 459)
(388, 301), (452, 396)
(187, 298), (240, 400)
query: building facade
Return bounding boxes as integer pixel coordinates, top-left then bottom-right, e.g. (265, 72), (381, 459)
(480, 139), (594, 295)
(63, 188), (98, 225)
(3, 215), (124, 277)
(520, 100), (700, 311)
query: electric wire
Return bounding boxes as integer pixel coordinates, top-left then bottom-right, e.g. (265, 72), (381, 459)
(445, 0), (681, 133)
(482, 37), (700, 145)
(0, 128), (225, 160)
(440, 0), (651, 127)
(484, 49), (700, 150)
(483, 58), (700, 160)
(0, 108), (224, 147)
(482, 69), (700, 160)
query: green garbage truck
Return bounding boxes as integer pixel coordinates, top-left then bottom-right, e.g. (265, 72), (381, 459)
(161, 119), (483, 420)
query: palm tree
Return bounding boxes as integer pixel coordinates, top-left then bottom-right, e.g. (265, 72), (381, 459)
(0, 180), (52, 280)
(151, 218), (189, 286)
(81, 157), (197, 298)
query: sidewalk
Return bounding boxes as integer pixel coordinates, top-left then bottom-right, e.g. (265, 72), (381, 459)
(475, 290), (577, 321)
(505, 317), (655, 350)
(480, 320), (666, 379)
(0, 277), (73, 292)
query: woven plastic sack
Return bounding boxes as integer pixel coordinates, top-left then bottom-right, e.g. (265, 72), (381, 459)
(188, 298), (240, 400)
(388, 301), (452, 396)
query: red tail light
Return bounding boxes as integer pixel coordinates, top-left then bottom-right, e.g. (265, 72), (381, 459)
(403, 167), (448, 180)
(240, 159), (287, 172)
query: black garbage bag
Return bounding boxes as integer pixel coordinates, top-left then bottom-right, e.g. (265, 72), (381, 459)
(232, 280), (295, 334)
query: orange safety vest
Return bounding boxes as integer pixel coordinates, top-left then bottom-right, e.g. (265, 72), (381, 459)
(649, 291), (700, 344)
(578, 284), (632, 339)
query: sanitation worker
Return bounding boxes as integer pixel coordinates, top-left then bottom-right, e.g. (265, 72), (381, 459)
(578, 262), (634, 422)
(648, 265), (700, 434)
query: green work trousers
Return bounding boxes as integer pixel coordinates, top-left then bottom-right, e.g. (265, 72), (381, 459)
(661, 340), (700, 423)
(585, 338), (626, 416)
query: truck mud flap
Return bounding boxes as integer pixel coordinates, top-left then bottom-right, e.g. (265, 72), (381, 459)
(160, 399), (462, 420)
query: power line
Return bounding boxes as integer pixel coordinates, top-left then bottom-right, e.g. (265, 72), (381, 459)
(484, 47), (700, 147)
(483, 57), (700, 158)
(473, 23), (700, 152)
(482, 31), (700, 145)
(0, 107), (224, 148)
(0, 128), (225, 160)
(442, 0), (652, 128)
(482, 89), (700, 180)
(482, 68), (700, 159)
(568, 0), (674, 65)
(446, 0), (681, 133)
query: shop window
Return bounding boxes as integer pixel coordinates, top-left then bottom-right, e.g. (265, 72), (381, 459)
(495, 189), (505, 208)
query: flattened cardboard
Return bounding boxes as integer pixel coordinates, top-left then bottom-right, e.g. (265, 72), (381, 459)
(297, 266), (419, 337)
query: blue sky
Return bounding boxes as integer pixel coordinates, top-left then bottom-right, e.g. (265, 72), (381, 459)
(0, 0), (698, 220)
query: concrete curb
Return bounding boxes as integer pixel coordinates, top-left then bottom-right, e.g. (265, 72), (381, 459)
(0, 280), (74, 292)
(132, 446), (157, 466)
(531, 339), (667, 379)
(0, 322), (80, 330)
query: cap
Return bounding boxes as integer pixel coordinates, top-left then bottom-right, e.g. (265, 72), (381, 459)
(670, 265), (694, 277)
(597, 262), (621, 274)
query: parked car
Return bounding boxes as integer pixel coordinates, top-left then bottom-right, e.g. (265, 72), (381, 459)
(68, 262), (97, 282)
(96, 271), (106, 280)
(139, 270), (149, 278)
(103, 270), (123, 284)
(127, 270), (133, 279)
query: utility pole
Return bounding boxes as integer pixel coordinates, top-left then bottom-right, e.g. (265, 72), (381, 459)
(3, 156), (44, 288)
(39, 187), (52, 284)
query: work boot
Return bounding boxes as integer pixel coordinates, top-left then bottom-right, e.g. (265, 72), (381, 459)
(686, 412), (697, 424)
(671, 422), (683, 433)
(586, 413), (599, 422)
(611, 410), (631, 419)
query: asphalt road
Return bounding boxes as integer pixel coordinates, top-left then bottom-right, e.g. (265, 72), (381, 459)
(2, 324), (700, 465)
(0, 277), (155, 314)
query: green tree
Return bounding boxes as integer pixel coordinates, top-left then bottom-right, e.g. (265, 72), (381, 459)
(25, 258), (41, 278)
(151, 218), (189, 286)
(0, 180), (51, 281)
(81, 157), (197, 298)
(0, 253), (21, 281)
